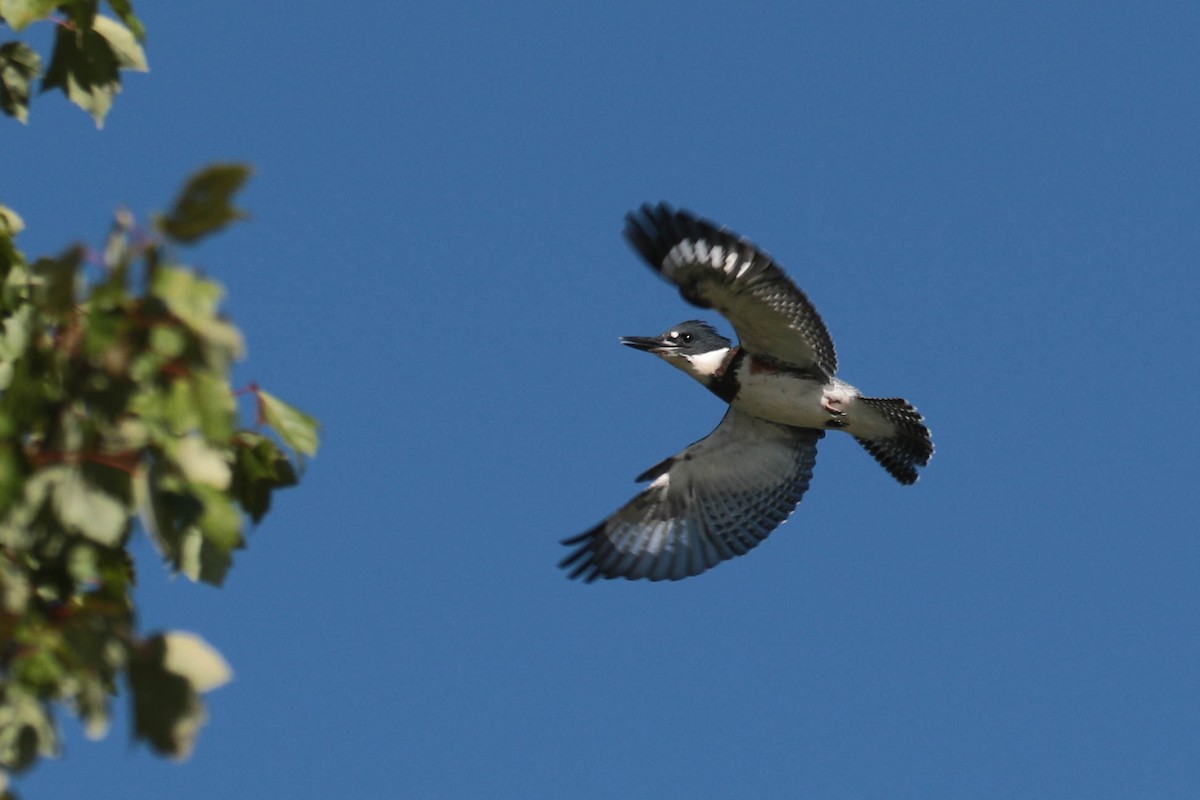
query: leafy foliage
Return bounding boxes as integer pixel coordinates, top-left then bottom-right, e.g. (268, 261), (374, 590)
(0, 1), (147, 126)
(0, 165), (319, 791)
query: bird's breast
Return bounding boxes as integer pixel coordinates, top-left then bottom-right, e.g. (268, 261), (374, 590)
(729, 356), (831, 428)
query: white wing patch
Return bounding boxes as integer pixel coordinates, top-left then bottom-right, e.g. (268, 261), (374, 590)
(667, 239), (755, 283)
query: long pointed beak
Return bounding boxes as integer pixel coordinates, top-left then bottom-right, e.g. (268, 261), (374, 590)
(620, 335), (671, 353)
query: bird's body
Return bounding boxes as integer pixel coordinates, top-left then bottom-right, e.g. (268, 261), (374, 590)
(560, 204), (933, 582)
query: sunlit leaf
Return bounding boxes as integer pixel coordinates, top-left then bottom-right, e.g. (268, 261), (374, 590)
(0, 203), (24, 235)
(151, 266), (245, 361)
(130, 632), (229, 759)
(0, 681), (58, 772)
(176, 435), (231, 490)
(0, 0), (58, 31)
(104, 0), (145, 41)
(78, 673), (111, 741)
(54, 468), (128, 546)
(189, 371), (236, 442)
(92, 15), (147, 72)
(162, 632), (232, 693)
(258, 390), (320, 457)
(0, 554), (30, 614)
(0, 303), (34, 391)
(66, 541), (101, 585)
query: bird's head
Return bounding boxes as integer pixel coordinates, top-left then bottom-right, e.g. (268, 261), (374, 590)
(620, 320), (733, 382)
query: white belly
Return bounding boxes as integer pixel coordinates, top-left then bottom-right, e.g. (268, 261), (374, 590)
(729, 366), (833, 429)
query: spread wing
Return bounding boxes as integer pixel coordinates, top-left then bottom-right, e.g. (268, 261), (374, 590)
(624, 203), (838, 380)
(560, 409), (823, 582)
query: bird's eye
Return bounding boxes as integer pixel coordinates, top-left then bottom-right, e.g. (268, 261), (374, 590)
(681, 333), (693, 343)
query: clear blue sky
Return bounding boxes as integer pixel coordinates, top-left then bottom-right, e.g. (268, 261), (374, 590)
(8, 2), (1199, 797)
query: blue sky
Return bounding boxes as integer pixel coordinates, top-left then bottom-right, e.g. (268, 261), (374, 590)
(7, 1), (1199, 797)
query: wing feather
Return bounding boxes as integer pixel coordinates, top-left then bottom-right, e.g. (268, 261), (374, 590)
(624, 203), (838, 379)
(560, 409), (823, 582)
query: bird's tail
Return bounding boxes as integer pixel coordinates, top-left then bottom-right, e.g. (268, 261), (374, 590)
(852, 397), (933, 485)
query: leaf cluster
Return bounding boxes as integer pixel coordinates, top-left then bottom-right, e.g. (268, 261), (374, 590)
(0, 165), (319, 793)
(0, 0), (147, 126)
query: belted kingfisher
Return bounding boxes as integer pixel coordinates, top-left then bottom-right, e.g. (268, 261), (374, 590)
(560, 203), (933, 582)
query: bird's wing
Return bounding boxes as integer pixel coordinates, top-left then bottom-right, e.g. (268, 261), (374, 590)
(560, 408), (823, 582)
(624, 203), (838, 380)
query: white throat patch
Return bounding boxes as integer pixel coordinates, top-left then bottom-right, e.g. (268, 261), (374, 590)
(683, 347), (731, 378)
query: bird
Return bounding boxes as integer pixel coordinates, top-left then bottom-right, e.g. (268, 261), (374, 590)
(559, 203), (933, 582)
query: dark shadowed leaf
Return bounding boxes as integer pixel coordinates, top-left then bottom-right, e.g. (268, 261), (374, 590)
(130, 632), (230, 759)
(159, 164), (252, 244)
(136, 464), (203, 569)
(32, 246), (82, 315)
(41, 19), (123, 127)
(231, 433), (298, 523)
(0, 42), (41, 123)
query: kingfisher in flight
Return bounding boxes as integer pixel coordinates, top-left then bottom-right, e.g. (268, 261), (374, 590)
(560, 203), (933, 582)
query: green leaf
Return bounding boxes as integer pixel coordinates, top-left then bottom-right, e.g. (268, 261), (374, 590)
(0, 203), (24, 235)
(0, 465), (64, 550)
(104, 0), (145, 40)
(128, 635), (203, 760)
(0, 302), (34, 391)
(0, 0), (58, 31)
(193, 484), (242, 554)
(175, 435), (230, 490)
(129, 631), (229, 760)
(77, 671), (111, 741)
(60, 0), (99, 33)
(32, 246), (83, 315)
(161, 632), (232, 693)
(231, 433), (298, 523)
(135, 464), (202, 569)
(148, 324), (185, 358)
(41, 18), (123, 127)
(92, 14), (147, 72)
(0, 42), (41, 123)
(258, 390), (319, 457)
(0, 681), (58, 773)
(142, 477), (240, 586)
(54, 467), (128, 546)
(192, 484), (241, 581)
(150, 266), (245, 362)
(188, 370), (236, 442)
(0, 552), (30, 614)
(159, 164), (252, 244)
(66, 541), (101, 586)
